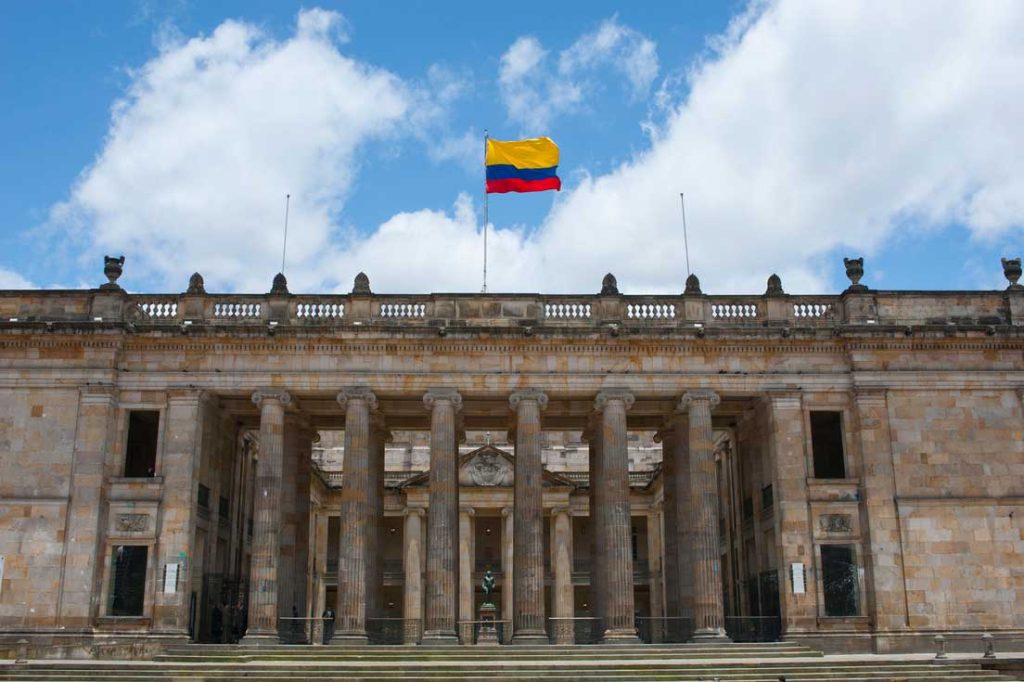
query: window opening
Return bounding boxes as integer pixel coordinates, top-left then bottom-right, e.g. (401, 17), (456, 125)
(108, 545), (148, 616)
(821, 544), (859, 617)
(124, 410), (159, 478)
(810, 411), (846, 478)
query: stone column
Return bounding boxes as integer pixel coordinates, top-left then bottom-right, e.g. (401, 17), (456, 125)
(680, 390), (728, 641)
(595, 389), (639, 643)
(402, 507), (425, 644)
(646, 503), (665, 642)
(312, 507), (329, 645)
(243, 389), (290, 642)
(584, 426), (605, 637)
(854, 388), (908, 640)
(501, 506), (514, 643)
(668, 414), (694, 626)
(279, 415), (312, 635)
(335, 386), (377, 644)
(458, 506), (475, 643)
(58, 386), (117, 629)
(655, 423), (680, 623)
(550, 507), (574, 644)
(365, 417), (388, 631)
(422, 388), (462, 645)
(510, 389), (549, 644)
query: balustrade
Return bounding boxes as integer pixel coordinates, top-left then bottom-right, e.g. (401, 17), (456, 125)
(544, 302), (592, 319)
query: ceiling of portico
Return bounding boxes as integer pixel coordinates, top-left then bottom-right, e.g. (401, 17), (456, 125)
(216, 392), (758, 431)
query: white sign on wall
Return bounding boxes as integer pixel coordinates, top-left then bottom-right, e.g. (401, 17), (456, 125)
(0, 555), (5, 598)
(163, 562), (179, 594)
(791, 562), (806, 594)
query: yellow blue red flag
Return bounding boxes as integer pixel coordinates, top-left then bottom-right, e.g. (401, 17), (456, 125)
(485, 137), (561, 194)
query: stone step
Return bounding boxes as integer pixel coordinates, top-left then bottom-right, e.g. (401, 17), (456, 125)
(0, 673), (1017, 682)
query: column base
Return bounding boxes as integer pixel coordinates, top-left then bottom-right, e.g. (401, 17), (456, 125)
(332, 631), (369, 645)
(600, 628), (641, 645)
(691, 627), (732, 643)
(239, 632), (281, 646)
(510, 629), (549, 645)
(420, 629), (460, 646)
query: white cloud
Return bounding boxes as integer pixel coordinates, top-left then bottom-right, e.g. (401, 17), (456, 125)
(498, 18), (658, 130)
(47, 9), (410, 293)
(0, 268), (34, 289)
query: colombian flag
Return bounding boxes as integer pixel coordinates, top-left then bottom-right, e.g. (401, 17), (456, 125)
(485, 137), (561, 194)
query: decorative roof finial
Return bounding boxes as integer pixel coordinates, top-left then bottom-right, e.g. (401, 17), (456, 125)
(186, 272), (206, 295)
(270, 272), (289, 295)
(843, 257), (867, 292)
(1002, 257), (1022, 290)
(353, 272), (372, 295)
(684, 273), (702, 295)
(100, 255), (125, 291)
(600, 273), (619, 295)
(765, 273), (784, 297)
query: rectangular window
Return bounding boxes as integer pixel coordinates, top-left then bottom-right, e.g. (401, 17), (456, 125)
(124, 410), (159, 478)
(821, 544), (859, 617)
(108, 545), (148, 616)
(761, 484), (774, 510)
(810, 411), (846, 479)
(197, 483), (210, 510)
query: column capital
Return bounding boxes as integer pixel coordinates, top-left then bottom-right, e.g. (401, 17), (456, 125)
(337, 386), (378, 411)
(501, 506), (514, 518)
(678, 389), (720, 413)
(648, 500), (663, 513)
(423, 388), (463, 412)
(509, 388), (549, 411)
(595, 389), (635, 412)
(459, 506), (476, 517)
(549, 505), (570, 517)
(252, 388), (291, 408)
(404, 506), (426, 518)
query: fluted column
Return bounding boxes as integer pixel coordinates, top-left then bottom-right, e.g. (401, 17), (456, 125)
(595, 389), (639, 643)
(402, 507), (426, 644)
(647, 502), (665, 642)
(584, 425), (605, 635)
(550, 507), (574, 644)
(510, 389), (549, 644)
(501, 506), (514, 643)
(335, 387), (377, 644)
(458, 506), (476, 643)
(244, 389), (290, 642)
(365, 416), (388, 630)
(422, 388), (462, 645)
(680, 390), (729, 641)
(655, 424), (680, 623)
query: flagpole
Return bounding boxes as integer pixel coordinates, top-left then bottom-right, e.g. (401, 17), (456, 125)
(680, 192), (691, 277)
(482, 129), (489, 293)
(281, 193), (291, 274)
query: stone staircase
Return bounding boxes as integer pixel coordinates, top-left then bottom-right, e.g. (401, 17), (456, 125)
(0, 642), (1019, 682)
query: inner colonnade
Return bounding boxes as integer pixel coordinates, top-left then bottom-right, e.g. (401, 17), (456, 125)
(243, 386), (728, 646)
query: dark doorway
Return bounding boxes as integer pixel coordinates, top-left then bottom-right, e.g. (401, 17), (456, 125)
(108, 545), (148, 616)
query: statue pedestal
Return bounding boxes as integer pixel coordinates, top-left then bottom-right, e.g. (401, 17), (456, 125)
(477, 603), (499, 646)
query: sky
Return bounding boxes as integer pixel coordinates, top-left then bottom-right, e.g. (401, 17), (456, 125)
(1, 0), (1022, 295)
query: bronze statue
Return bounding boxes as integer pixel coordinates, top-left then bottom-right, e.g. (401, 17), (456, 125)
(482, 568), (496, 604)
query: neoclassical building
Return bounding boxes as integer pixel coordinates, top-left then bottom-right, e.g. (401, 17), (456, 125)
(0, 257), (1022, 656)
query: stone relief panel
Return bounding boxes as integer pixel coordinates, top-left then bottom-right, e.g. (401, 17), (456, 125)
(819, 514), (853, 534)
(459, 451), (513, 487)
(107, 501), (159, 539)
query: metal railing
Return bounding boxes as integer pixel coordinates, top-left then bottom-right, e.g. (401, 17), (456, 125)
(724, 615), (781, 642)
(548, 617), (601, 644)
(635, 616), (693, 644)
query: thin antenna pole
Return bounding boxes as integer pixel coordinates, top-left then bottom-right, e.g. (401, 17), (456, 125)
(281, 193), (291, 274)
(680, 192), (691, 277)
(482, 130), (489, 293)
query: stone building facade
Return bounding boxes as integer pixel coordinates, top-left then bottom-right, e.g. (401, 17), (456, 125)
(0, 258), (1022, 656)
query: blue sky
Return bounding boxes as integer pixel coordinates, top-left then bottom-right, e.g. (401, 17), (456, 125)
(1, 1), (1021, 294)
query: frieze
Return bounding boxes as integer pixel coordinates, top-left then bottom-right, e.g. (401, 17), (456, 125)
(116, 513), (150, 533)
(819, 514), (853, 534)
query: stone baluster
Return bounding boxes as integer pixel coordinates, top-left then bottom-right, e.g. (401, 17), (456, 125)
(335, 387), (377, 644)
(510, 389), (549, 644)
(244, 389), (290, 642)
(595, 389), (639, 643)
(680, 390), (729, 641)
(402, 507), (426, 644)
(422, 388), (463, 645)
(550, 507), (574, 645)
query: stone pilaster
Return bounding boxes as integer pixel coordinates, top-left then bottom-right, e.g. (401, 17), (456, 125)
(510, 389), (549, 644)
(595, 389), (639, 643)
(550, 506), (574, 645)
(669, 414), (694, 623)
(458, 506), (476, 643)
(680, 389), (729, 641)
(422, 388), (462, 645)
(243, 389), (290, 642)
(402, 507), (425, 644)
(767, 392), (817, 634)
(646, 502), (665, 642)
(501, 506), (514, 643)
(854, 388), (909, 643)
(365, 417), (388, 628)
(58, 386), (117, 629)
(334, 386), (377, 644)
